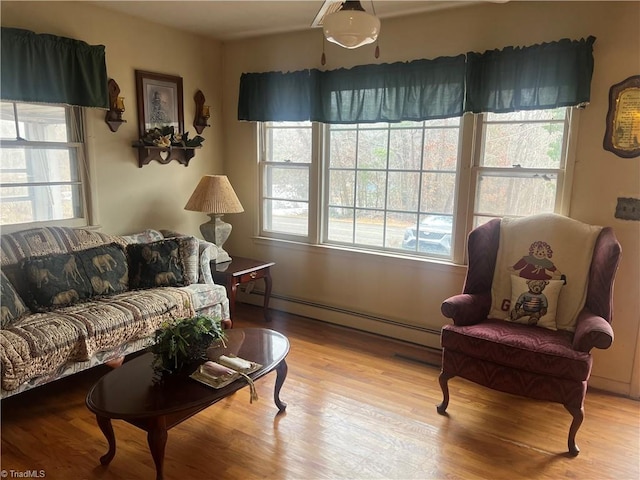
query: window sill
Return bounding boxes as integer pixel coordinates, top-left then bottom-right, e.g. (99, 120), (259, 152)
(251, 235), (466, 273)
(0, 219), (98, 235)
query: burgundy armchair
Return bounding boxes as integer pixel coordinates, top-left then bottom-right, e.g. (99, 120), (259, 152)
(437, 217), (621, 455)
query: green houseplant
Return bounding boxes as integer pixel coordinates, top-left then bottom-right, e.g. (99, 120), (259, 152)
(150, 314), (225, 373)
(137, 126), (205, 148)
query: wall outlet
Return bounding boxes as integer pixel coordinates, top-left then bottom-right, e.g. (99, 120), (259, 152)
(615, 197), (640, 221)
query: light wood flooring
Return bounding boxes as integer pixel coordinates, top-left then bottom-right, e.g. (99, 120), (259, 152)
(1, 303), (638, 480)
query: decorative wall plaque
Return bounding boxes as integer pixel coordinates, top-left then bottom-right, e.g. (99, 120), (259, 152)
(603, 75), (640, 158)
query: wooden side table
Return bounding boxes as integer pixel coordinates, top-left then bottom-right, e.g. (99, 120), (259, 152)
(212, 257), (275, 324)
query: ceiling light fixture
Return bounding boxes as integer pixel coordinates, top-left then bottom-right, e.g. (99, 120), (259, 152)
(322, 0), (380, 49)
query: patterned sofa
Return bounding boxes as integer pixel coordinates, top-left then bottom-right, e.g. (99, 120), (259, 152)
(0, 226), (230, 398)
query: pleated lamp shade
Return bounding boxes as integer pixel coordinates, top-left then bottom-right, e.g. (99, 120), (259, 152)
(184, 175), (244, 214)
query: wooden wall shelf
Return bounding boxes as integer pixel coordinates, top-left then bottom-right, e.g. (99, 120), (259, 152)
(133, 145), (200, 168)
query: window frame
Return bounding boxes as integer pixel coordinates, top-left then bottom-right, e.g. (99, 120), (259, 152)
(320, 120), (462, 258)
(467, 109), (577, 222)
(0, 102), (93, 233)
(258, 121), (321, 243)
(258, 108), (578, 265)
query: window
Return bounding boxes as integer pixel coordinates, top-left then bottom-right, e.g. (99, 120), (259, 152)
(260, 121), (314, 239)
(0, 102), (90, 229)
(259, 107), (576, 262)
(326, 120), (460, 256)
(470, 109), (573, 227)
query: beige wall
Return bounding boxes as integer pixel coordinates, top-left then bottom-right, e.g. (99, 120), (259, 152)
(222, 1), (640, 395)
(2, 1), (639, 396)
(1, 1), (225, 237)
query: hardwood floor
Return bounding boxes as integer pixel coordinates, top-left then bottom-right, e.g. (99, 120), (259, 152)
(1, 303), (638, 480)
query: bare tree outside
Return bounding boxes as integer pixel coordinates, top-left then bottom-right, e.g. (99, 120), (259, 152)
(261, 108), (569, 259)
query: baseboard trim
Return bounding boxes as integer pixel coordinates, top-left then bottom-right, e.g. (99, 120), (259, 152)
(589, 375), (633, 398)
(237, 290), (634, 398)
(236, 290), (443, 349)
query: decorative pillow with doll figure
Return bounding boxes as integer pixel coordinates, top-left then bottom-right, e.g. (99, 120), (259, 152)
(489, 214), (602, 331)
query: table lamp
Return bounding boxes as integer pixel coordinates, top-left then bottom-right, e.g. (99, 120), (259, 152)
(184, 175), (244, 263)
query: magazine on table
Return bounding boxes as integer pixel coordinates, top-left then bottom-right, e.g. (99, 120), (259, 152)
(190, 355), (261, 389)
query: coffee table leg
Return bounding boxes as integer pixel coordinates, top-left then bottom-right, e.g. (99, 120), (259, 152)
(274, 359), (288, 412)
(147, 417), (168, 480)
(96, 415), (116, 465)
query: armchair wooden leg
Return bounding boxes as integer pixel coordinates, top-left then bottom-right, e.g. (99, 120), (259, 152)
(564, 404), (584, 456)
(436, 371), (452, 415)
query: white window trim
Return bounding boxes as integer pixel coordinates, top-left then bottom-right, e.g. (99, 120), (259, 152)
(0, 103), (94, 232)
(257, 109), (579, 265)
(467, 109), (578, 221)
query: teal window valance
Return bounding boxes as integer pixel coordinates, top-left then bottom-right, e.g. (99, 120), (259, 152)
(1, 27), (108, 109)
(464, 36), (596, 113)
(237, 37), (596, 123)
(310, 55), (465, 124)
(238, 70), (311, 121)
(309, 56), (465, 124)
(238, 56), (465, 124)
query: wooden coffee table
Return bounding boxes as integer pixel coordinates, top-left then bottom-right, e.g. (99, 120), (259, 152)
(86, 328), (289, 480)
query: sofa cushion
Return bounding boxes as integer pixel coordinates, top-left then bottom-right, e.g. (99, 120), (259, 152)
(76, 243), (129, 296)
(1, 227), (118, 267)
(1, 271), (29, 328)
(21, 253), (92, 311)
(179, 283), (228, 311)
(0, 286), (195, 392)
(127, 239), (187, 289)
(441, 319), (591, 382)
(119, 229), (164, 245)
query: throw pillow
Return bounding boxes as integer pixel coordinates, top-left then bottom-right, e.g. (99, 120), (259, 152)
(76, 243), (129, 297)
(21, 253), (92, 311)
(127, 239), (186, 289)
(507, 275), (564, 330)
(160, 232), (214, 284)
(489, 214), (602, 332)
(160, 235), (199, 285)
(1, 270), (29, 328)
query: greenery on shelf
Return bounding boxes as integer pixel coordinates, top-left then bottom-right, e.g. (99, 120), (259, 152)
(136, 125), (204, 148)
(150, 314), (225, 373)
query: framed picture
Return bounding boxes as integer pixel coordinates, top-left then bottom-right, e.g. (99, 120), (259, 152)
(135, 70), (184, 137)
(603, 75), (640, 159)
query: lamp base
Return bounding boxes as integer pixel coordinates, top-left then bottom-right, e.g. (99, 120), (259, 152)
(200, 214), (233, 264)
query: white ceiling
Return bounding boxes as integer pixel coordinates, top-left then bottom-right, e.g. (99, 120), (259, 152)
(92, 1), (488, 42)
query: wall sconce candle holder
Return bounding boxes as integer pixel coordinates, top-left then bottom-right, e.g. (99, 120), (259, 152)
(193, 90), (210, 134)
(105, 78), (127, 132)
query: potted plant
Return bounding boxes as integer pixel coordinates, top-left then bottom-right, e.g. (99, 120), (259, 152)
(136, 126), (205, 148)
(150, 314), (226, 373)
